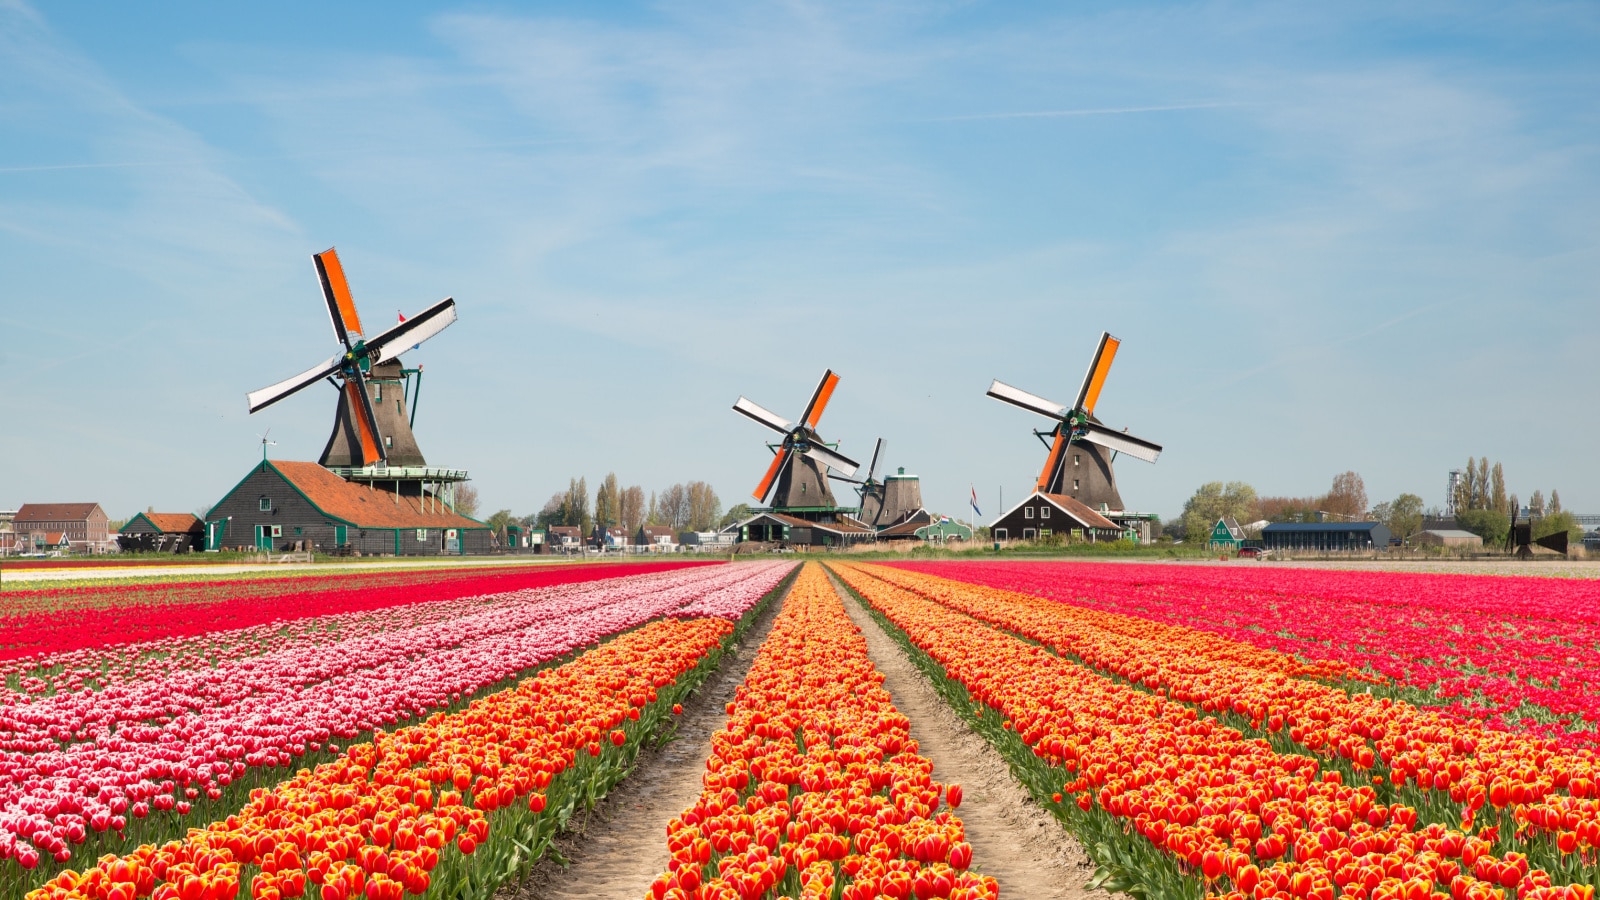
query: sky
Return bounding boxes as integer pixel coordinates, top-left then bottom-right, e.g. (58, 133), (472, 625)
(2, 0), (1597, 523)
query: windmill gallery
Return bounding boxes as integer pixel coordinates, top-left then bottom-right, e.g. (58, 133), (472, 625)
(195, 249), (1162, 555)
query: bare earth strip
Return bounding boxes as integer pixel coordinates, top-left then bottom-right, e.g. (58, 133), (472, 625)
(508, 580), (789, 900)
(831, 572), (1107, 900)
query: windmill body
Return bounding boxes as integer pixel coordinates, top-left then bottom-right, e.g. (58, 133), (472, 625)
(987, 332), (1163, 540)
(320, 359), (427, 468)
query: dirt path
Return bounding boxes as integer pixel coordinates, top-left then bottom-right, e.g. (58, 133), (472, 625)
(831, 573), (1107, 900)
(508, 584), (788, 900)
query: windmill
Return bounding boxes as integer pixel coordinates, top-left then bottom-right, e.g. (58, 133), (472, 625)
(830, 438), (887, 523)
(987, 331), (1162, 512)
(1506, 517), (1568, 559)
(246, 248), (457, 469)
(733, 370), (860, 513)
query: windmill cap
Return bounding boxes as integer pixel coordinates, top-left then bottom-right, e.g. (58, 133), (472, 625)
(886, 467), (918, 480)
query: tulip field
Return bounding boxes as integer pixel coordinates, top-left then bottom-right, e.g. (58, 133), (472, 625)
(6, 557), (1599, 900)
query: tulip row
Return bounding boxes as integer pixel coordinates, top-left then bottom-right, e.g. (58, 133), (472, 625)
(1, 563), (794, 876)
(864, 561), (1600, 875)
(833, 563), (1594, 900)
(647, 563), (996, 900)
(892, 561), (1600, 749)
(18, 606), (755, 900)
(1, 562), (708, 682)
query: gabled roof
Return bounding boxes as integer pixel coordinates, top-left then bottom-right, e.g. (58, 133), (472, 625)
(124, 512), (203, 534)
(267, 461), (485, 530)
(548, 525), (582, 537)
(1215, 517), (1246, 540)
(639, 525), (676, 539)
(16, 503), (104, 523)
(1037, 493), (1120, 531)
(745, 512), (875, 536)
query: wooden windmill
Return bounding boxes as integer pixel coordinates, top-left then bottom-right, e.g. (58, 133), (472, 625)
(987, 331), (1162, 511)
(247, 248), (457, 469)
(830, 438), (888, 523)
(734, 370), (860, 512)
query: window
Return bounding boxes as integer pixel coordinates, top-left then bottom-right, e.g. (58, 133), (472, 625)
(417, 529), (430, 541)
(994, 528), (1007, 540)
(385, 436), (393, 448)
(1074, 454), (1080, 467)
(1041, 529), (1051, 537)
(270, 525), (282, 537)
(1073, 479), (1080, 490)
(1041, 507), (1051, 519)
(1023, 528), (1036, 540)
(294, 527), (303, 535)
(1024, 507), (1034, 519)
(259, 497), (272, 512)
(373, 384), (381, 400)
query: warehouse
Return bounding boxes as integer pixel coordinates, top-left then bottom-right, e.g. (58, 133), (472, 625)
(1260, 521), (1392, 552)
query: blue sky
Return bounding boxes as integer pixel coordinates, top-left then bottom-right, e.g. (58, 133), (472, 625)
(2, 0), (1596, 522)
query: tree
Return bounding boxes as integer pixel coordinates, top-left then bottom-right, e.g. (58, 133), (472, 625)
(1490, 464), (1507, 516)
(594, 472), (620, 527)
(1508, 493), (1520, 518)
(593, 482), (612, 529)
(646, 491), (661, 525)
(1381, 493), (1425, 542)
(485, 509), (514, 543)
(1534, 510), (1583, 545)
(1323, 471), (1367, 519)
(1550, 490), (1562, 514)
(1178, 481), (1258, 543)
(455, 483), (481, 518)
(1475, 458), (1490, 509)
(1258, 496), (1318, 523)
(619, 485), (646, 535)
(536, 493), (565, 528)
(194, 504), (212, 519)
(1456, 508), (1510, 546)
(657, 484), (690, 531)
(720, 503), (751, 528)
(1529, 490), (1545, 518)
(562, 477), (590, 532)
(685, 481), (722, 532)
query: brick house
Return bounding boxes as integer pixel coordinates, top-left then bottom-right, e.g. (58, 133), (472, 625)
(14, 503), (112, 553)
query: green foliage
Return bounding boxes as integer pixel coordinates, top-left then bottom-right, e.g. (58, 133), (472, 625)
(720, 503), (752, 528)
(1178, 481), (1257, 544)
(1372, 493), (1425, 541)
(1534, 511), (1584, 545)
(1456, 508), (1510, 546)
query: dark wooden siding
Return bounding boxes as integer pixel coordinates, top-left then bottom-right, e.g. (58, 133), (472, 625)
(992, 495), (1119, 543)
(208, 464), (343, 552)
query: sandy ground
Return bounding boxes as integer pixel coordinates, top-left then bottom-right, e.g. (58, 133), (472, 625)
(834, 575), (1106, 899)
(508, 577), (789, 899)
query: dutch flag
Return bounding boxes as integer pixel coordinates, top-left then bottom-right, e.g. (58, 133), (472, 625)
(969, 485), (981, 517)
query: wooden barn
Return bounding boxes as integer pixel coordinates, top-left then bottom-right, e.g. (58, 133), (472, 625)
(989, 492), (1122, 543)
(734, 511), (875, 548)
(118, 513), (205, 553)
(205, 459), (492, 555)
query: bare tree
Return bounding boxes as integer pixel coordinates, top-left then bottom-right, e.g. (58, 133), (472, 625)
(1490, 463), (1507, 515)
(454, 483), (481, 518)
(1529, 489), (1546, 517)
(657, 484), (690, 530)
(619, 485), (646, 535)
(685, 481), (722, 532)
(1323, 471), (1367, 519)
(1551, 489), (1562, 514)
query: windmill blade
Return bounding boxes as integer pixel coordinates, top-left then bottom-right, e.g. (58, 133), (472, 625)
(1073, 332), (1121, 416)
(364, 298), (457, 361)
(1078, 421), (1162, 463)
(344, 369), (387, 466)
(804, 441), (859, 478)
(314, 248), (364, 348)
(733, 397), (793, 434)
(753, 446), (793, 503)
(827, 472), (865, 484)
(986, 380), (1066, 420)
(799, 369), (840, 430)
(1036, 431), (1068, 492)
(247, 353), (345, 413)
(866, 437), (886, 483)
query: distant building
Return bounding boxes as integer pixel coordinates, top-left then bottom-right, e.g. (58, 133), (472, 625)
(547, 526), (584, 552)
(989, 493), (1121, 543)
(118, 513), (205, 553)
(680, 530), (736, 551)
(637, 525), (678, 550)
(1414, 529), (1483, 550)
(206, 460), (491, 555)
(734, 511), (876, 548)
(1261, 522), (1392, 552)
(15, 503), (112, 554)
(1209, 517), (1247, 549)
(914, 519), (973, 543)
(590, 526), (630, 550)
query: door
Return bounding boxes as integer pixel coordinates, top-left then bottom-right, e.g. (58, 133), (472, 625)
(205, 521), (225, 551)
(334, 525), (347, 547)
(254, 525), (272, 550)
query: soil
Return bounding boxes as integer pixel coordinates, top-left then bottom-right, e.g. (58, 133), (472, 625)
(831, 573), (1107, 900)
(505, 583), (788, 900)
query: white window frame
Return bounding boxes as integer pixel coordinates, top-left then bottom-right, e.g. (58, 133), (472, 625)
(1041, 506), (1051, 519)
(1024, 507), (1034, 519)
